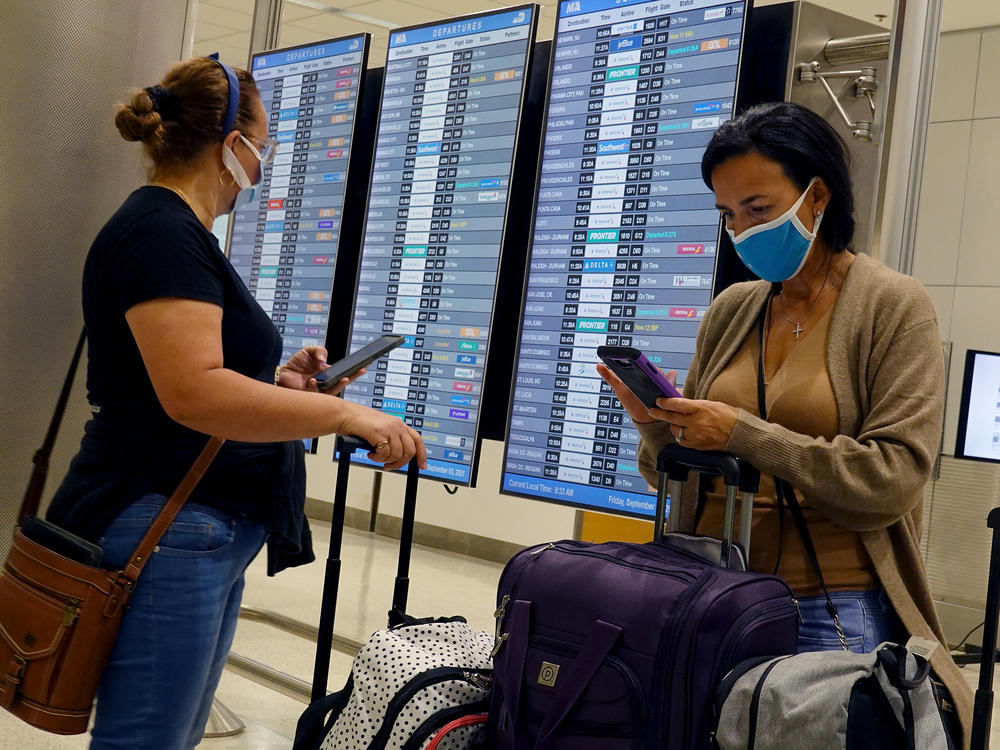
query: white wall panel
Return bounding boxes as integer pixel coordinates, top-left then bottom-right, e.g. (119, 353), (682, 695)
(974, 29), (1000, 119)
(956, 118), (1000, 286)
(929, 31), (981, 123)
(912, 121), (971, 286)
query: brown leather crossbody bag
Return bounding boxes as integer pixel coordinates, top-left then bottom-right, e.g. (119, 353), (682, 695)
(0, 330), (224, 734)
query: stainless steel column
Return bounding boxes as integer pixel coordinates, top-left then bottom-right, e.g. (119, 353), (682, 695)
(874, 0), (943, 273)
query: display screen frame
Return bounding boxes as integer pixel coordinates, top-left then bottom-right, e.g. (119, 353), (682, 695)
(224, 33), (373, 358)
(342, 4), (541, 487)
(498, 0), (754, 517)
(954, 348), (1000, 465)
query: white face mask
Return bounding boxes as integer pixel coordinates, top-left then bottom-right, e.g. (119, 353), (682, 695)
(220, 135), (262, 212)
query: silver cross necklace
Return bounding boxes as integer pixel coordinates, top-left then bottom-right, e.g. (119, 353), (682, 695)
(776, 252), (836, 341)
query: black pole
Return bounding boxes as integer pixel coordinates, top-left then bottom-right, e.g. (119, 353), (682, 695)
(369, 472), (383, 533)
(972, 508), (1000, 750)
(310, 437), (353, 703)
(391, 458), (420, 614)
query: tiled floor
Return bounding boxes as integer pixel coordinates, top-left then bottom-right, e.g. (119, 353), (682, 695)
(3, 520), (1000, 748)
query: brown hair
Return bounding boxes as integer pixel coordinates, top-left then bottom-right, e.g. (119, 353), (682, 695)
(115, 57), (261, 172)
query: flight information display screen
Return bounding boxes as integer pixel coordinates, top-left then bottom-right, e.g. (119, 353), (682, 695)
(502, 0), (749, 516)
(228, 35), (369, 363)
(343, 6), (537, 485)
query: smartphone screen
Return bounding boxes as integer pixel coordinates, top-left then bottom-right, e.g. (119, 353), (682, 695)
(315, 335), (405, 390)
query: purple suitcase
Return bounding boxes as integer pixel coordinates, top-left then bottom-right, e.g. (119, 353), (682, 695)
(487, 445), (799, 750)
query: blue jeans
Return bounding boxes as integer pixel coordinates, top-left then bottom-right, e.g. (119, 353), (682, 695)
(796, 589), (907, 654)
(89, 494), (267, 750)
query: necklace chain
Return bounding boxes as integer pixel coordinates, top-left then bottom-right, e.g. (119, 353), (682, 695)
(150, 182), (210, 228)
(776, 252), (840, 340)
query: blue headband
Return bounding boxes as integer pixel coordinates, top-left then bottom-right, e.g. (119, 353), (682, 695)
(208, 52), (240, 138)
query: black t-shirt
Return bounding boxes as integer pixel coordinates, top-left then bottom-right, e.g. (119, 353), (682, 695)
(48, 187), (310, 569)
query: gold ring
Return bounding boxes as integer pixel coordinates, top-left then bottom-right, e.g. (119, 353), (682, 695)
(374, 440), (390, 452)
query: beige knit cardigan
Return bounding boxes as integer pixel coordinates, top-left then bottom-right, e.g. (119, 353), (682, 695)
(635, 252), (973, 747)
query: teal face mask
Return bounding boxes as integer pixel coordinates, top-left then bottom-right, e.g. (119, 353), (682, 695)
(726, 178), (822, 283)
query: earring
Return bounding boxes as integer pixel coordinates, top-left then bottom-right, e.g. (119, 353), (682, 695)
(219, 169), (236, 187)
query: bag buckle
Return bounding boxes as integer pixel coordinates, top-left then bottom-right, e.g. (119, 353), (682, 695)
(103, 573), (135, 617)
(0, 656), (26, 709)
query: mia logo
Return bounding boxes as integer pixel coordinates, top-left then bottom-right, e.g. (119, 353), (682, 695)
(565, 1), (582, 13)
(537, 661), (560, 687)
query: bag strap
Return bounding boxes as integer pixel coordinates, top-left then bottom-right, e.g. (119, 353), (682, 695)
(756, 299), (850, 651)
(119, 436), (225, 585)
(19, 327), (87, 522)
(536, 618), (623, 750)
(426, 714), (489, 750)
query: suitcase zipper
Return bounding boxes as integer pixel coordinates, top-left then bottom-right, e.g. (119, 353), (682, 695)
(366, 666), (492, 750)
(543, 544), (697, 582)
(652, 571), (711, 748)
(715, 600), (797, 676)
(493, 542), (559, 655)
(496, 542), (554, 600)
(674, 588), (793, 749)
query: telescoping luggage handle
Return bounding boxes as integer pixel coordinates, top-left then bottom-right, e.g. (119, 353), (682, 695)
(310, 435), (420, 704)
(655, 444), (760, 568)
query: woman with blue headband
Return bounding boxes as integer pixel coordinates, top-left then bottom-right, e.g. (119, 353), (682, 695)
(46, 56), (426, 749)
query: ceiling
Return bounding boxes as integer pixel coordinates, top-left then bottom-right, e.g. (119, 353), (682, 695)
(192, 0), (1000, 69)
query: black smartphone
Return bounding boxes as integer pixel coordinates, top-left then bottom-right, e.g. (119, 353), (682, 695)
(597, 345), (683, 409)
(20, 516), (103, 567)
(314, 335), (406, 391)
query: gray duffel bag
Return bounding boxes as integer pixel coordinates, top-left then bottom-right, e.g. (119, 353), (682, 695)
(712, 642), (957, 750)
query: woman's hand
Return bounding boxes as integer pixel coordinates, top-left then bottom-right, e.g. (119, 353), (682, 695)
(276, 346), (328, 391)
(596, 363), (678, 426)
(276, 346), (365, 395)
(648, 397), (740, 451)
(339, 402), (428, 472)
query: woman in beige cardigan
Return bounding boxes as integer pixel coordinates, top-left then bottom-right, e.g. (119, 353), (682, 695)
(598, 101), (972, 746)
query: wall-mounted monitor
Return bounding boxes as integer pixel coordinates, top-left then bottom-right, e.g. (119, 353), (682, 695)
(501, 0), (751, 516)
(342, 6), (539, 486)
(227, 34), (370, 363)
(955, 349), (1000, 464)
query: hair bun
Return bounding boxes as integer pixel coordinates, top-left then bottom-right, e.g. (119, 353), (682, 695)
(114, 90), (164, 143)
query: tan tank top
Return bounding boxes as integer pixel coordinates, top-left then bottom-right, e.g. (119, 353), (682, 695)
(697, 303), (877, 596)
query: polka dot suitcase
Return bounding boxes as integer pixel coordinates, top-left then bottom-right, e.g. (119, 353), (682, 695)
(293, 437), (494, 750)
(319, 613), (493, 750)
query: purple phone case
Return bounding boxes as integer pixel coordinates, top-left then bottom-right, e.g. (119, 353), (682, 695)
(597, 346), (683, 408)
(634, 353), (683, 399)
